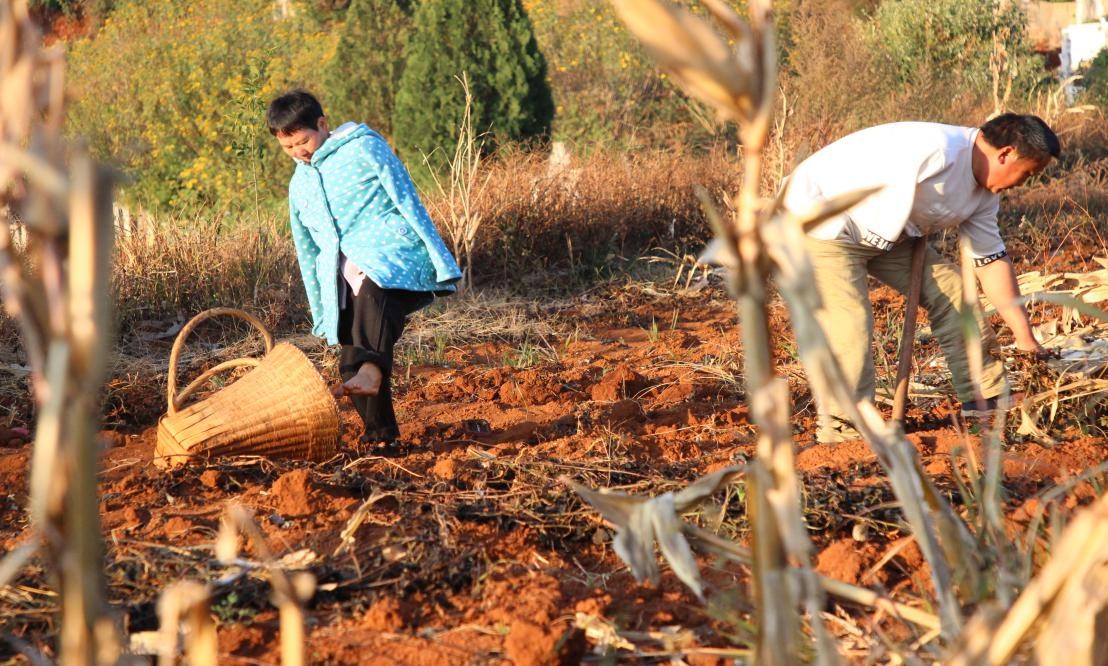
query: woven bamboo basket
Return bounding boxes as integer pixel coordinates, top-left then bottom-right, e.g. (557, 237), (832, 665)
(154, 308), (339, 468)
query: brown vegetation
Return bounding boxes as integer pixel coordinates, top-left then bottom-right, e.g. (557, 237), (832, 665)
(2, 0), (1108, 663)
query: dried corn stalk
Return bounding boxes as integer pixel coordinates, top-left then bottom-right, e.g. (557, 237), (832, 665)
(218, 506), (316, 666)
(0, 1), (119, 662)
(608, 1), (841, 661)
(605, 0), (985, 652)
(948, 493), (1108, 666)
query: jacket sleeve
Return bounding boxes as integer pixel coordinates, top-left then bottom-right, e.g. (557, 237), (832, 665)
(362, 136), (463, 285)
(289, 197), (325, 335)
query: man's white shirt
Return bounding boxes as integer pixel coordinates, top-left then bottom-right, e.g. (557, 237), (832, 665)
(783, 122), (1006, 262)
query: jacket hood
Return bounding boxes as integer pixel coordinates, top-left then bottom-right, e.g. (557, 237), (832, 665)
(310, 122), (376, 165)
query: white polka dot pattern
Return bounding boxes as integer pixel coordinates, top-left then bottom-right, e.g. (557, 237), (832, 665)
(287, 123), (462, 344)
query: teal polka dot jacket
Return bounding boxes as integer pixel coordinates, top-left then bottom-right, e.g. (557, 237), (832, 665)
(288, 122), (462, 344)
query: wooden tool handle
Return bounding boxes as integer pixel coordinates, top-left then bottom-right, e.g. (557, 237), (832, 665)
(892, 236), (928, 425)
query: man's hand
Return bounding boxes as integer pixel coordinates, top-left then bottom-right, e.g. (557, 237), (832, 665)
(1011, 347), (1059, 362)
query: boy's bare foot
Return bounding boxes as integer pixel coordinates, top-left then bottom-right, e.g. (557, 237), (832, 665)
(341, 362), (382, 396)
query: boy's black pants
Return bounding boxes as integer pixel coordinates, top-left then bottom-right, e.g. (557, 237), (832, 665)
(338, 278), (433, 442)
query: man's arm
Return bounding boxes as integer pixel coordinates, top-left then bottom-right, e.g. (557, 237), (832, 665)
(974, 256), (1042, 352)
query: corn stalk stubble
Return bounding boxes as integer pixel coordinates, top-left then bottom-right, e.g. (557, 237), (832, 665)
(607, 0), (992, 652)
(609, 1), (839, 662)
(1, 1), (121, 662)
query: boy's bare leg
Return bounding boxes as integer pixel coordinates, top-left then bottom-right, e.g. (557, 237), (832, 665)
(342, 362), (382, 396)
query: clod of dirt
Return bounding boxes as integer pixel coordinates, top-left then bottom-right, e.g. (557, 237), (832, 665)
(122, 506), (147, 527)
(99, 430), (127, 448)
(652, 381), (695, 406)
(495, 368), (565, 406)
(161, 516), (193, 538)
(595, 399), (641, 426)
(199, 469), (223, 489)
(588, 365), (648, 402)
(503, 619), (584, 666)
(815, 538), (865, 585)
(270, 468), (320, 518)
(362, 596), (411, 632)
(431, 456), (456, 479)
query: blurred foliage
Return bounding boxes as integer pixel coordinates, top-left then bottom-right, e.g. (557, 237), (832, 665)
(30, 0), (114, 23)
(776, 0), (1053, 159)
(871, 0), (1040, 93)
(1077, 49), (1108, 109)
(66, 0), (331, 213)
(57, 0), (1064, 215)
(778, 0), (894, 149)
(523, 0), (744, 150)
(392, 0), (554, 169)
(30, 0), (83, 17)
(321, 0), (413, 137)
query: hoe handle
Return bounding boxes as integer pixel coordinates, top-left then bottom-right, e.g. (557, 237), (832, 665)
(166, 307), (274, 415)
(892, 236), (928, 425)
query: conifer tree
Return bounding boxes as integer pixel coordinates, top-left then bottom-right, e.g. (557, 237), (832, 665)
(392, 0), (554, 164)
(322, 0), (413, 137)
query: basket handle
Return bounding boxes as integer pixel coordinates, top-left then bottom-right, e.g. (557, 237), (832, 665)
(167, 308), (274, 416)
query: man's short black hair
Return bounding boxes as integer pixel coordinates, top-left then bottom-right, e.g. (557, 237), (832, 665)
(980, 113), (1061, 162)
(267, 89), (325, 136)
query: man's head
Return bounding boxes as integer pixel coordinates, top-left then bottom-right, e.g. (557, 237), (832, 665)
(975, 113), (1060, 193)
(267, 90), (330, 163)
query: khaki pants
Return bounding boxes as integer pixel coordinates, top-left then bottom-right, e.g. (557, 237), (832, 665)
(805, 237), (1007, 441)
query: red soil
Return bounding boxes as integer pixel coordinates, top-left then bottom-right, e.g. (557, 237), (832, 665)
(0, 281), (1102, 664)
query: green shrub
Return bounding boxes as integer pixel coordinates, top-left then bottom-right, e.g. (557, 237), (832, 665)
(774, 0), (1052, 175)
(392, 0), (554, 167)
(872, 0), (1038, 93)
(321, 0), (414, 137)
(65, 0), (330, 212)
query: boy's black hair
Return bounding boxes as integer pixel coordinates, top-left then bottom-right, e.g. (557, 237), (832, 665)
(267, 89), (325, 136)
(980, 113), (1061, 162)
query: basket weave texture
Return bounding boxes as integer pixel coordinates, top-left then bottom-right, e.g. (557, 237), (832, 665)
(155, 309), (339, 468)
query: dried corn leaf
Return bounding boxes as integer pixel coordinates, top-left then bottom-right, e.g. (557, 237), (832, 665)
(952, 494), (1108, 665)
(569, 468), (743, 601)
(650, 493), (704, 599)
(610, 0), (757, 120)
(673, 464), (743, 509)
(574, 612), (636, 652)
(784, 186), (884, 233)
(614, 494), (662, 585)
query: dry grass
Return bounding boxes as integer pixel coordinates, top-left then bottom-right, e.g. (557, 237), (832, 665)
(3, 141), (736, 425)
(443, 146), (733, 290)
(103, 143), (733, 333)
(404, 292), (560, 345)
(112, 212), (306, 333)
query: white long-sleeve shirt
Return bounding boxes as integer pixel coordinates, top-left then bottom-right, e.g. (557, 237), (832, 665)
(783, 122), (1007, 264)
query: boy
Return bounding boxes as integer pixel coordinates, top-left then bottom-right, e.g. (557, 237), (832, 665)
(781, 113), (1060, 443)
(267, 90), (462, 446)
